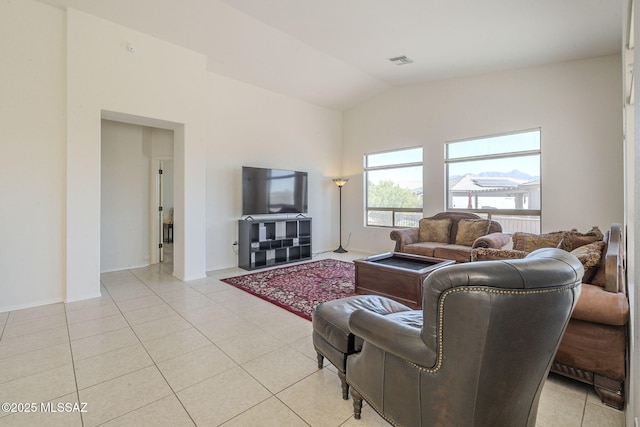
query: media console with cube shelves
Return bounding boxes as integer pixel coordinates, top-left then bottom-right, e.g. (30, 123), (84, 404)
(238, 218), (312, 270)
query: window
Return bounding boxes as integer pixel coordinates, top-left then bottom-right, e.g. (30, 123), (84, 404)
(364, 147), (423, 227)
(445, 129), (541, 234)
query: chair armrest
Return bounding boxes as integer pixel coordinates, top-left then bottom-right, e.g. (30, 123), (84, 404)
(390, 228), (420, 251)
(572, 283), (629, 325)
(472, 232), (510, 249)
(349, 309), (436, 368)
(470, 247), (528, 262)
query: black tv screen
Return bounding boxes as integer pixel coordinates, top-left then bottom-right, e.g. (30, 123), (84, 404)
(242, 166), (308, 215)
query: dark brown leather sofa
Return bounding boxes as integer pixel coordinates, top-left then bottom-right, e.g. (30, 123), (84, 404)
(471, 223), (629, 409)
(345, 248), (583, 426)
(390, 212), (509, 263)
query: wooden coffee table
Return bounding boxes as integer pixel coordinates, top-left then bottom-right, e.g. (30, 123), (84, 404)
(354, 252), (455, 309)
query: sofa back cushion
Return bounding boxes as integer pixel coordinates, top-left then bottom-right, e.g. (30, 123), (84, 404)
(455, 219), (491, 246)
(424, 212), (503, 242)
(419, 218), (451, 243)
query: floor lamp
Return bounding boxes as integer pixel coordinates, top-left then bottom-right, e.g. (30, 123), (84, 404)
(332, 178), (348, 253)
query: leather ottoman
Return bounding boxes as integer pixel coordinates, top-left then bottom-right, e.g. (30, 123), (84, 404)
(312, 295), (412, 399)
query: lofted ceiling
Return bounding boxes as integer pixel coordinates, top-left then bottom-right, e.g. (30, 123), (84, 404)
(36, 0), (622, 110)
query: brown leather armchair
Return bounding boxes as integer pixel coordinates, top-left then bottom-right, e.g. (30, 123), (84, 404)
(345, 248), (583, 427)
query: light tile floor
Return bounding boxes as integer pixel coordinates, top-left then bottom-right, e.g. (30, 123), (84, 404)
(0, 250), (626, 426)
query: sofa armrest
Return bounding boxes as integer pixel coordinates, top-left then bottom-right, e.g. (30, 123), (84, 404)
(470, 247), (528, 262)
(472, 232), (510, 249)
(390, 228), (420, 251)
(349, 309), (435, 368)
(571, 283), (629, 326)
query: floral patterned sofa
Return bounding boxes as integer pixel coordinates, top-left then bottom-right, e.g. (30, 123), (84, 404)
(471, 224), (629, 409)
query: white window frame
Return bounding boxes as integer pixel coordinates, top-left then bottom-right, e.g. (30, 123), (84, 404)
(445, 129), (541, 233)
(364, 146), (423, 228)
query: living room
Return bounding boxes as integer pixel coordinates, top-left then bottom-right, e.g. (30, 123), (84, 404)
(1, 0), (637, 425)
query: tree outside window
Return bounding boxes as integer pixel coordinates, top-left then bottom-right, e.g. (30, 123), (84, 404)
(364, 147), (423, 227)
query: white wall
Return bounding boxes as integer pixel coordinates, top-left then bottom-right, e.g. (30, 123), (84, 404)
(66, 8), (208, 301)
(342, 55), (624, 255)
(0, 0), (342, 312)
(205, 73), (343, 270)
(0, 0), (66, 311)
(101, 121), (150, 272)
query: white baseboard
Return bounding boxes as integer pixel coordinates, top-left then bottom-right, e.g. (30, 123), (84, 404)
(0, 297), (65, 314)
(100, 263), (150, 274)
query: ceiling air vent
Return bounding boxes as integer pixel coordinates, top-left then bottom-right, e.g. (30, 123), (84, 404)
(388, 55), (413, 65)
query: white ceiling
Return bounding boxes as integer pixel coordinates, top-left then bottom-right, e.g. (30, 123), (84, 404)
(37, 0), (622, 110)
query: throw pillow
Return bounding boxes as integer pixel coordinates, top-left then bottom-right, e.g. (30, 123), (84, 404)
(455, 219), (490, 246)
(558, 226), (604, 251)
(571, 240), (606, 269)
(471, 248), (527, 261)
(419, 218), (452, 243)
(512, 231), (564, 252)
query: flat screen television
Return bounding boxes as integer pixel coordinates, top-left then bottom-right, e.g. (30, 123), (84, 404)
(242, 166), (308, 215)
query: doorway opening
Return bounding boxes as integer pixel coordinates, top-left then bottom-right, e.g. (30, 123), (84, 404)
(100, 119), (174, 273)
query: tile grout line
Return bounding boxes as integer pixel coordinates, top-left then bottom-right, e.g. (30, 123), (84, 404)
(0, 312), (8, 342)
(63, 296), (85, 427)
(133, 265), (276, 424)
(181, 266), (356, 425)
(181, 275), (333, 426)
(127, 264), (320, 426)
(101, 264), (287, 425)
(97, 269), (199, 427)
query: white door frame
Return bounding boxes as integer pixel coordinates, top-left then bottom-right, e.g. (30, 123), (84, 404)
(150, 156), (173, 265)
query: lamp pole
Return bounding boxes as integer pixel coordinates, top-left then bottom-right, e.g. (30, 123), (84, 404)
(333, 178), (348, 253)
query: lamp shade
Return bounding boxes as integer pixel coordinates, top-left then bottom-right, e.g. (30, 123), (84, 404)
(332, 178), (349, 187)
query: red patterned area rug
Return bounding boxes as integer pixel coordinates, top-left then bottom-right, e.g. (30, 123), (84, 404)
(221, 259), (356, 321)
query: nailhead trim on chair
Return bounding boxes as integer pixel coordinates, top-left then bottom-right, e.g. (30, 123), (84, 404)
(347, 283), (581, 424)
(408, 284), (581, 374)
